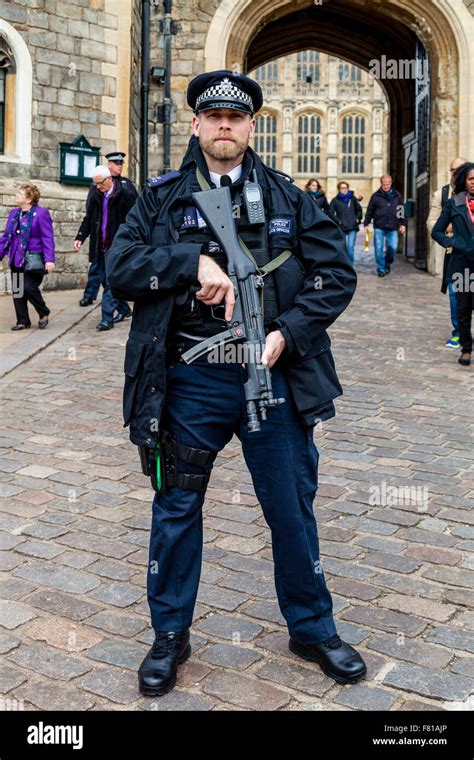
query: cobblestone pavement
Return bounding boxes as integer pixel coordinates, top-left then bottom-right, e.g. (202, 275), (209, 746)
(0, 247), (473, 712)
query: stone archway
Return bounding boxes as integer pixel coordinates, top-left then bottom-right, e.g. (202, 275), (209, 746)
(204, 0), (473, 271)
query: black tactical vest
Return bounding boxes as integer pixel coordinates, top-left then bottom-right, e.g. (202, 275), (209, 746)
(167, 183), (279, 348)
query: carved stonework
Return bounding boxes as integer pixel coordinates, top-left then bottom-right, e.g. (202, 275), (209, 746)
(462, 0), (474, 15)
(0, 36), (15, 70)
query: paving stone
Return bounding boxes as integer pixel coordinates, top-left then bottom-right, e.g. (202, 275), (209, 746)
(0, 533), (26, 550)
(341, 605), (428, 636)
(20, 523), (69, 539)
(85, 639), (149, 670)
(77, 666), (140, 704)
(199, 642), (262, 669)
(14, 561), (100, 594)
(56, 531), (136, 559)
(214, 535), (266, 555)
(217, 570), (275, 599)
(86, 610), (149, 638)
(426, 625), (474, 654)
(0, 579), (37, 601)
(360, 551), (421, 574)
(324, 557), (376, 580)
(335, 620), (372, 645)
(57, 550), (97, 569)
(195, 614), (263, 642)
(88, 581), (144, 607)
(330, 577), (381, 601)
(370, 573), (441, 600)
(197, 584), (248, 612)
(367, 633), (453, 669)
(14, 679), (96, 710)
(8, 643), (91, 681)
(334, 516), (398, 535)
(16, 465), (58, 479)
(25, 590), (102, 621)
(140, 690), (215, 711)
(0, 633), (21, 654)
(215, 553), (274, 577)
(378, 594), (457, 622)
(22, 617), (103, 652)
(382, 662), (474, 702)
(397, 528), (457, 548)
(0, 665), (28, 694)
(243, 600), (286, 626)
(0, 601), (36, 629)
(334, 684), (397, 710)
(202, 670), (291, 710)
(443, 588), (474, 609)
(405, 545), (461, 566)
(14, 540), (65, 560)
(256, 657), (333, 698)
(422, 566), (474, 589)
(87, 558), (137, 581)
(0, 551), (25, 571)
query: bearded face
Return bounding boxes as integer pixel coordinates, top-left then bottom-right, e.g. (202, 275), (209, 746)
(192, 109), (256, 164)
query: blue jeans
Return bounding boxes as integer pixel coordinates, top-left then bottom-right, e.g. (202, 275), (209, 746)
(374, 228), (398, 273)
(83, 259), (101, 301)
(96, 254), (130, 323)
(345, 230), (357, 265)
(447, 281), (459, 337)
(147, 360), (337, 645)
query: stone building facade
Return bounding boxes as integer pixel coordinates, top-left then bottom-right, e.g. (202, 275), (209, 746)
(1, 0), (473, 289)
(248, 53), (389, 202)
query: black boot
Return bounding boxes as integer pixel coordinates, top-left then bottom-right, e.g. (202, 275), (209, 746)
(289, 634), (367, 684)
(138, 629), (191, 696)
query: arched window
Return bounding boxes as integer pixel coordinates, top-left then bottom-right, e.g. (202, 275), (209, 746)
(254, 112), (277, 167)
(297, 114), (321, 174)
(341, 114), (365, 174)
(296, 51), (320, 82)
(0, 37), (14, 156)
(0, 22), (32, 163)
(255, 62), (279, 81)
(338, 63), (362, 82)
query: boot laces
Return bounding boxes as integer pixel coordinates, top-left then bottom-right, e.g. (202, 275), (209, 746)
(324, 634), (342, 649)
(151, 631), (180, 658)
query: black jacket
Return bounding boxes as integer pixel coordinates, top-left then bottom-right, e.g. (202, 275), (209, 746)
(329, 192), (362, 233)
(307, 191), (331, 216)
(76, 181), (137, 262)
(363, 188), (407, 230)
(432, 192), (474, 283)
(106, 138), (357, 448)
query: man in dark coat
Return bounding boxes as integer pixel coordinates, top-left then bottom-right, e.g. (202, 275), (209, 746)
(107, 70), (366, 696)
(74, 166), (135, 330)
(363, 175), (407, 277)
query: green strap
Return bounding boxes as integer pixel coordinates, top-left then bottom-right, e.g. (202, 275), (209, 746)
(195, 166), (292, 275)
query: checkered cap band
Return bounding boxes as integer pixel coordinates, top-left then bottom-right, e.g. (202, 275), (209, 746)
(195, 78), (253, 111)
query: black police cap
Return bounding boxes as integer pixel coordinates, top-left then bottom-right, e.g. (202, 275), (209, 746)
(187, 70), (263, 115)
(106, 151), (126, 163)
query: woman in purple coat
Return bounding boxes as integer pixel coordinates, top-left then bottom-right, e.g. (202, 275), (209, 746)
(0, 183), (55, 330)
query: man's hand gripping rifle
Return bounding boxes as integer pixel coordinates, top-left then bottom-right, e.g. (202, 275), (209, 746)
(181, 186), (285, 432)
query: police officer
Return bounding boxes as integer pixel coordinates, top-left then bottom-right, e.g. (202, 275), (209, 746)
(78, 152), (138, 308)
(107, 70), (366, 697)
(105, 151), (139, 200)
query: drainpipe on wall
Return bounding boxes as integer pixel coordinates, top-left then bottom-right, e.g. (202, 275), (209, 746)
(140, 0), (151, 188)
(162, 0), (173, 173)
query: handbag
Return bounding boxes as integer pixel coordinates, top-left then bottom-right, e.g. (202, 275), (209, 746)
(24, 251), (45, 272)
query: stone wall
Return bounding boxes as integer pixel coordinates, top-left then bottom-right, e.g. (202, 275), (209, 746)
(0, 0), (132, 290)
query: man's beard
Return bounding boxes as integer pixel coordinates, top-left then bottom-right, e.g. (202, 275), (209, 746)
(199, 132), (249, 162)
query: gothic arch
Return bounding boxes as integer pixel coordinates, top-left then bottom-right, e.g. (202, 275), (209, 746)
(0, 19), (32, 164)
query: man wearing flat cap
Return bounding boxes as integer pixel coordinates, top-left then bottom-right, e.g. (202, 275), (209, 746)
(108, 70), (365, 697)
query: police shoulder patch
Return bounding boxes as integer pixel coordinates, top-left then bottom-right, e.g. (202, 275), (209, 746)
(146, 171), (181, 188)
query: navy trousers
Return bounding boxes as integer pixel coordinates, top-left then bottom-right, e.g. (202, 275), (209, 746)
(147, 359), (337, 645)
(83, 259), (101, 301)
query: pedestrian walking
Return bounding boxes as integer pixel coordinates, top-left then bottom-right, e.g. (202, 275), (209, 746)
(0, 183), (55, 330)
(364, 175), (407, 277)
(329, 181), (363, 265)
